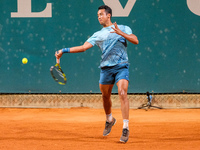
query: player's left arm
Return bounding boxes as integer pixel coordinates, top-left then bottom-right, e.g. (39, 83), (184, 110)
(111, 22), (139, 45)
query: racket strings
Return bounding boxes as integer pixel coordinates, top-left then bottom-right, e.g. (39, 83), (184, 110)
(50, 65), (67, 85)
(54, 67), (65, 78)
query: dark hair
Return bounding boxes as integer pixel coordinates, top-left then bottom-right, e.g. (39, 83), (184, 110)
(98, 5), (112, 17)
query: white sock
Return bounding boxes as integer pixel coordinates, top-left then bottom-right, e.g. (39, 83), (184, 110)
(106, 113), (113, 122)
(123, 119), (129, 130)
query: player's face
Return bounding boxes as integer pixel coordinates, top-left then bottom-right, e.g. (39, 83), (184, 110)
(97, 9), (110, 26)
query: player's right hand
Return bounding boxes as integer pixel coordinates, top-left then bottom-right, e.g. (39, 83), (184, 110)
(55, 50), (63, 59)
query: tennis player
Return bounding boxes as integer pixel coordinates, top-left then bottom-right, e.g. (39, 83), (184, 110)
(55, 5), (139, 143)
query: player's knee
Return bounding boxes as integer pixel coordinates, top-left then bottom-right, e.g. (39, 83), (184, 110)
(118, 89), (127, 98)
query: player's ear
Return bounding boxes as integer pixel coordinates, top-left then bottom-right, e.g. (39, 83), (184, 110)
(107, 13), (111, 19)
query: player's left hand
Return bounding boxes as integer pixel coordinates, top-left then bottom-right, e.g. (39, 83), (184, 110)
(110, 22), (123, 36)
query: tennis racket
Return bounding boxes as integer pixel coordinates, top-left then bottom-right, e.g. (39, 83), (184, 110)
(50, 58), (67, 85)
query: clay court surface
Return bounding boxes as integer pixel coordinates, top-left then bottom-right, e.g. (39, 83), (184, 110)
(0, 108), (199, 150)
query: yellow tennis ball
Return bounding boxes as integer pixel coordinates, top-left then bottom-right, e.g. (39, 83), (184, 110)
(22, 58), (28, 64)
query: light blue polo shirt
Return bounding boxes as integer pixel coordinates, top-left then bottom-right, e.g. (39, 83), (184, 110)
(87, 24), (132, 68)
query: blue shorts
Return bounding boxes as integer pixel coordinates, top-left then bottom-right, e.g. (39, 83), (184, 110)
(99, 63), (129, 85)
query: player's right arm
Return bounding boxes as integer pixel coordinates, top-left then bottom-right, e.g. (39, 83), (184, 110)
(55, 42), (93, 59)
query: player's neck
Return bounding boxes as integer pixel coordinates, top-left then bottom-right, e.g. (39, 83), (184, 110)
(103, 21), (113, 28)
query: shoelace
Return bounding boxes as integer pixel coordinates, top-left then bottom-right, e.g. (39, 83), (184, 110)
(105, 121), (110, 128)
(123, 129), (128, 136)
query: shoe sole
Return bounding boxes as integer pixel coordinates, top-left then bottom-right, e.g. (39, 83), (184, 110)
(119, 139), (128, 143)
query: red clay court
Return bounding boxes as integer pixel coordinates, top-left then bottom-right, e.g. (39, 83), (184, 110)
(0, 108), (199, 150)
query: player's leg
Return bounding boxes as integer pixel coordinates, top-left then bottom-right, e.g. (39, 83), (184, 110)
(114, 63), (130, 143)
(99, 84), (114, 115)
(100, 83), (116, 136)
(115, 64), (129, 121)
(116, 79), (130, 143)
(116, 79), (129, 121)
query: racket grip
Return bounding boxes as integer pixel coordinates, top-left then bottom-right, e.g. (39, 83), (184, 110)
(56, 51), (60, 64)
(56, 58), (60, 64)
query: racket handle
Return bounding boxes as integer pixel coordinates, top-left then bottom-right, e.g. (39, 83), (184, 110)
(56, 51), (60, 64)
(56, 58), (60, 64)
